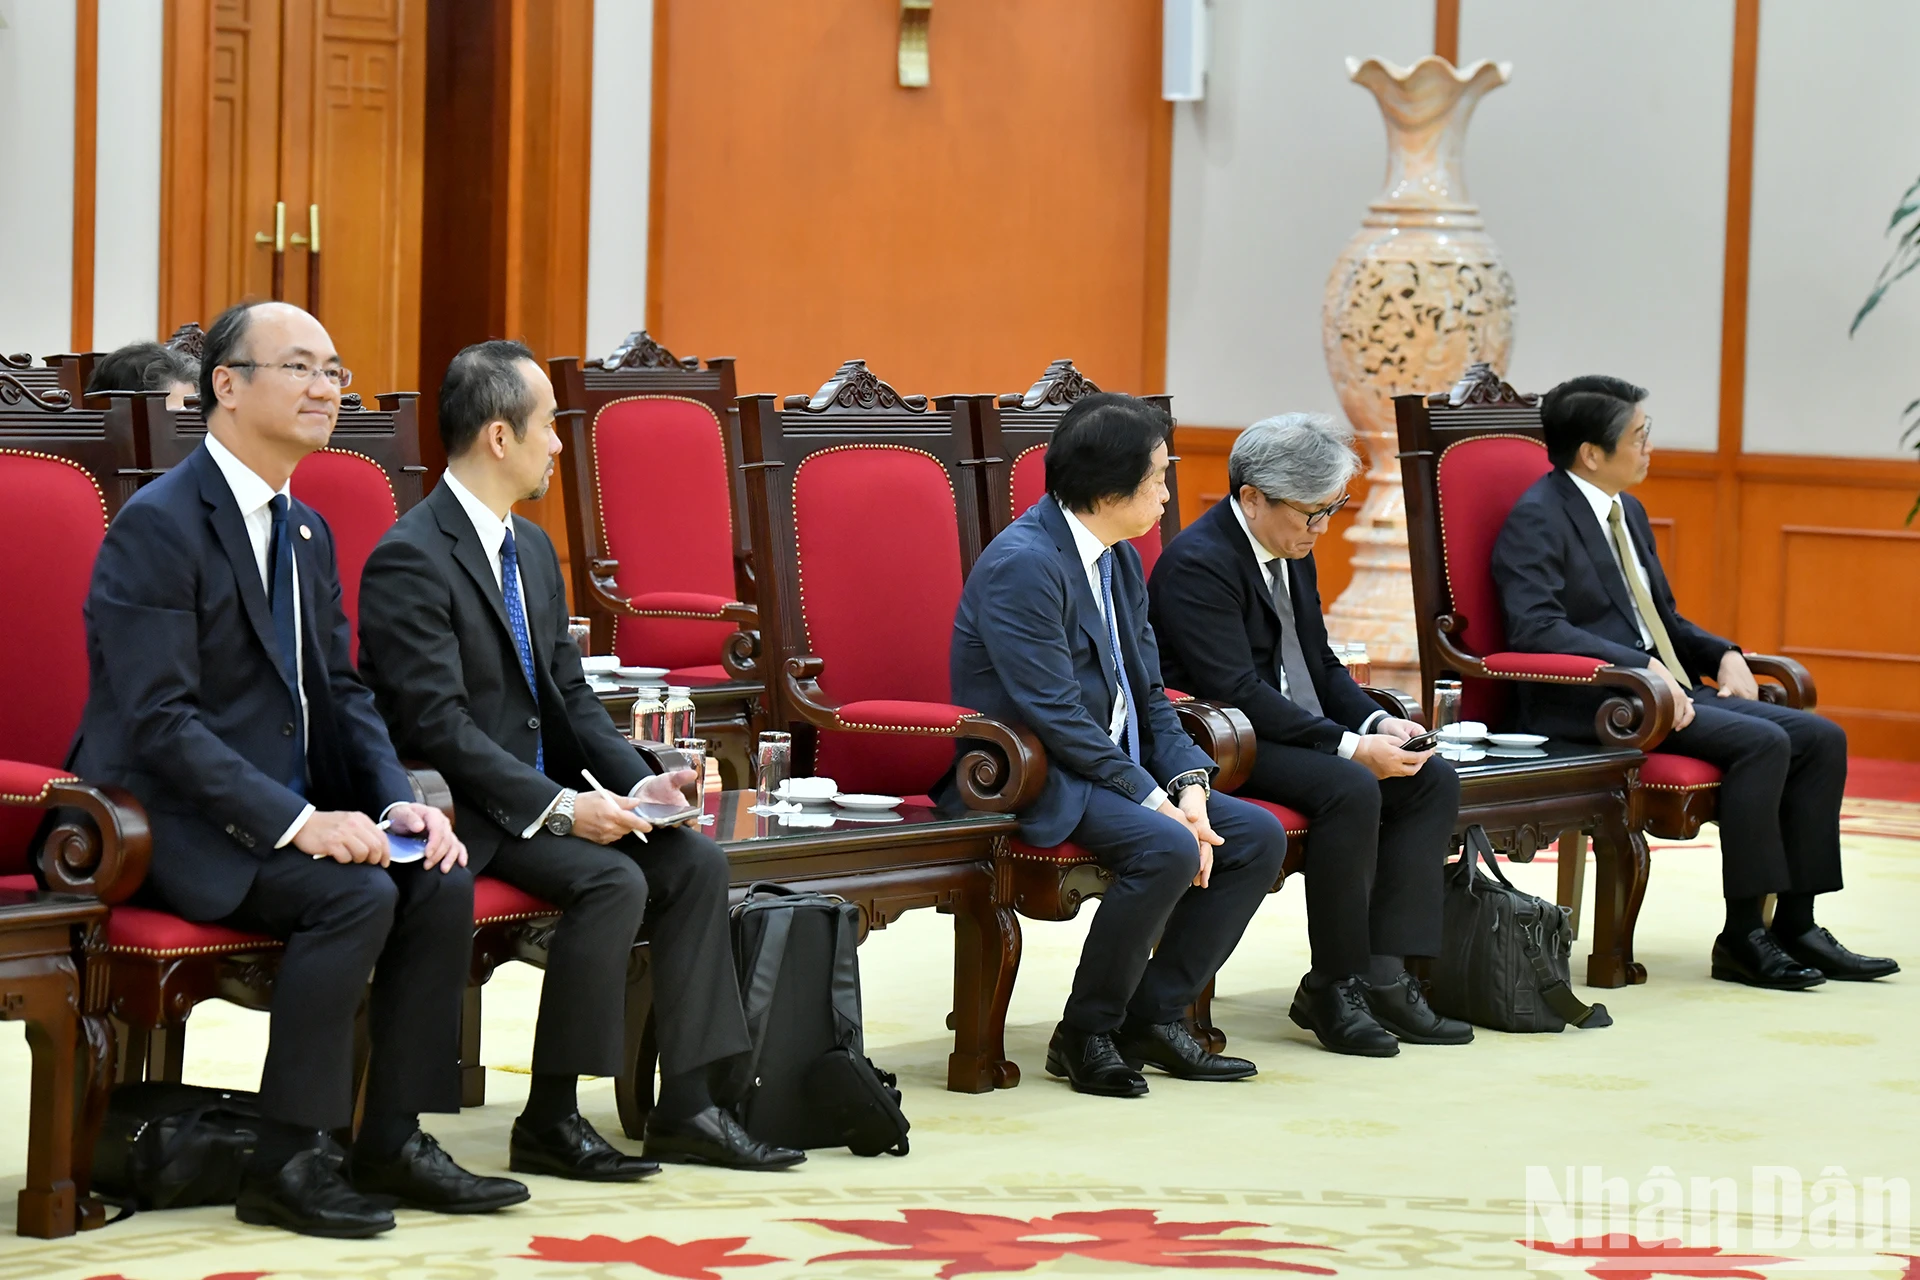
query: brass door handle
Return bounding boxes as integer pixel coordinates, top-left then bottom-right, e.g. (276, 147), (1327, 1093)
(288, 203), (319, 253)
(255, 201), (287, 251)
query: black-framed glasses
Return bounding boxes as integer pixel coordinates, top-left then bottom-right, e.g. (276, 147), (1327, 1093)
(1278, 492), (1351, 527)
(225, 360), (353, 389)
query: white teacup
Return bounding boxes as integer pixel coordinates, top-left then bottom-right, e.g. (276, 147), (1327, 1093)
(776, 776), (839, 804)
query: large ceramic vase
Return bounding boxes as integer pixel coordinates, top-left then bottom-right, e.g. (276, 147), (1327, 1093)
(1322, 54), (1515, 698)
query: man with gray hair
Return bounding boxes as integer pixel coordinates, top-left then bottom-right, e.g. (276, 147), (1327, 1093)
(1149, 413), (1469, 1057)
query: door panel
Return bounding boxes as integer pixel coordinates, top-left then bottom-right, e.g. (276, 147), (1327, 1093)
(205, 0), (284, 318)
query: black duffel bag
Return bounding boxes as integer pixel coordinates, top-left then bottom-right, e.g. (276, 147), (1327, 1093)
(1427, 825), (1612, 1033)
(93, 1081), (260, 1213)
(730, 882), (910, 1157)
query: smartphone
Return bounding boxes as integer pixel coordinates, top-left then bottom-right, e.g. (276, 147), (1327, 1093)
(630, 800), (704, 829)
(386, 833), (429, 864)
(1399, 729), (1442, 753)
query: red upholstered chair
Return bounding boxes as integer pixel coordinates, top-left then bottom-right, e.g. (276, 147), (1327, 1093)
(1397, 363), (1814, 984)
(742, 361), (1256, 1088)
(549, 333), (764, 784)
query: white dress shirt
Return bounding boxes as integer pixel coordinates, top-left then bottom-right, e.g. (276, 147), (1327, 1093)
(1229, 499), (1384, 757)
(204, 433), (315, 848)
(441, 469), (646, 836)
(1061, 509), (1168, 811)
(1565, 471), (1654, 647)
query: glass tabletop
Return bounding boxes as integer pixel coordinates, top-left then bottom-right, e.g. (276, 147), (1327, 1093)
(0, 886), (105, 917)
(700, 789), (1014, 847)
(1440, 736), (1642, 778)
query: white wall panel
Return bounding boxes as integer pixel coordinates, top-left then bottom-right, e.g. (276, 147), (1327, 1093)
(1461, 0), (1732, 451)
(1744, 0), (1920, 458)
(0, 0), (77, 357)
(1165, 0), (1430, 428)
(92, 0), (165, 350)
(585, 0), (653, 361)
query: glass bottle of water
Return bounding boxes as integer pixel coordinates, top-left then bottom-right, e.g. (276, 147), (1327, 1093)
(665, 686), (697, 743)
(630, 687), (669, 744)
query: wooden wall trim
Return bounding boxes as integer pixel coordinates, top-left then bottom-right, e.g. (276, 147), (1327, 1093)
(1143, 93), (1173, 394)
(158, 0), (211, 334)
(1709, 0), (1761, 630)
(644, 0), (670, 337)
(71, 0), (99, 351)
(1434, 0), (1460, 64)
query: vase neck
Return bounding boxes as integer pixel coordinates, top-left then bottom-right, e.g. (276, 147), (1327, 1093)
(1352, 58), (1507, 226)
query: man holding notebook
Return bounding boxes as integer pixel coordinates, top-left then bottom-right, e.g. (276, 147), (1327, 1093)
(357, 340), (801, 1176)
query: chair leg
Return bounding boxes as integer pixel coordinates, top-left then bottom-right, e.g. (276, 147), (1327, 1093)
(615, 948), (657, 1140)
(459, 984), (486, 1108)
(1586, 808), (1651, 988)
(944, 882), (1022, 1093)
(72, 1013), (114, 1231)
(18, 1011), (78, 1239)
(145, 1023), (186, 1083)
(346, 996), (372, 1143)
(1186, 978), (1225, 1054)
(111, 1017), (146, 1085)
(1556, 829), (1589, 941)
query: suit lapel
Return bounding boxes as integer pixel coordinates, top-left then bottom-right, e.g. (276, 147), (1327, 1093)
(1551, 470), (1644, 636)
(193, 446), (291, 694)
(1037, 498), (1118, 693)
(429, 481), (517, 647)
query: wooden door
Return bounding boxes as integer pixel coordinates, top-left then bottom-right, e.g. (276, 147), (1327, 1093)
(163, 0), (427, 396)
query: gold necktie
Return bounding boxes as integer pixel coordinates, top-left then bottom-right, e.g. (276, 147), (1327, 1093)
(1607, 501), (1689, 688)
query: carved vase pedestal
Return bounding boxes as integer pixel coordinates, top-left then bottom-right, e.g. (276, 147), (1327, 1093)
(1322, 55), (1515, 700)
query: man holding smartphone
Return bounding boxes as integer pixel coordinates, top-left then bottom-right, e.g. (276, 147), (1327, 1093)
(357, 341), (803, 1178)
(1150, 414), (1470, 1057)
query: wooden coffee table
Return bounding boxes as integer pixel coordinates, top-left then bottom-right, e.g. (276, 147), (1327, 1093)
(1, 887), (112, 1238)
(612, 791), (1020, 1133)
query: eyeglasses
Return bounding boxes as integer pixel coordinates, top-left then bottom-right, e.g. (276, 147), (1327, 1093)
(224, 361), (353, 389)
(1278, 493), (1351, 528)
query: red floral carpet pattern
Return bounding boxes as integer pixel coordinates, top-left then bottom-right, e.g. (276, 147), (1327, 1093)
(795, 1208), (1339, 1277)
(1520, 1235), (1796, 1278)
(520, 1234), (784, 1279)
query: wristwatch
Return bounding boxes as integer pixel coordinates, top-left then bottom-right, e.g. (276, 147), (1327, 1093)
(545, 788), (578, 836)
(1168, 769), (1211, 800)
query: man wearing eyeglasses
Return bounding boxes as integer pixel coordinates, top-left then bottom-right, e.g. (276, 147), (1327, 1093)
(1150, 413), (1469, 1058)
(1493, 374), (1896, 990)
(71, 301), (525, 1237)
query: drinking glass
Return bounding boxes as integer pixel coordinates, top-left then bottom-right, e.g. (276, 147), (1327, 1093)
(673, 737), (708, 805)
(755, 731), (792, 808)
(1430, 679), (1463, 732)
(567, 616), (592, 657)
(1347, 642), (1371, 686)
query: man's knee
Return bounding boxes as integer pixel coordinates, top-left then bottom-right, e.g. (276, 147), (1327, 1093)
(1221, 799), (1290, 874)
(316, 864), (400, 937)
(1320, 757), (1383, 821)
(582, 851), (650, 919)
(1738, 717), (1793, 768)
(1121, 814), (1203, 888)
(405, 863), (475, 930)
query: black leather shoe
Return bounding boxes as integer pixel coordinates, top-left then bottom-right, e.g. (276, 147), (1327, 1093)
(350, 1130), (529, 1214)
(1289, 975), (1400, 1057)
(644, 1106), (805, 1170)
(1776, 926), (1900, 981)
(1045, 1022), (1149, 1097)
(1711, 928), (1826, 990)
(509, 1112), (660, 1182)
(1114, 1018), (1256, 1081)
(236, 1145), (395, 1238)
(1365, 973), (1474, 1045)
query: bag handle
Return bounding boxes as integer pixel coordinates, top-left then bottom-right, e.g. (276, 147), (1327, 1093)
(1459, 825), (1612, 1030)
(737, 907), (794, 1085)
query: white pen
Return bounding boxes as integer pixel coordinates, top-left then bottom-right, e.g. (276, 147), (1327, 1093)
(581, 768), (646, 841)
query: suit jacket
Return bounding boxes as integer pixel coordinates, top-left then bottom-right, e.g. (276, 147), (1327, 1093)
(71, 443), (415, 921)
(936, 495), (1212, 848)
(1150, 497), (1384, 753)
(356, 478), (651, 871)
(1491, 469), (1737, 738)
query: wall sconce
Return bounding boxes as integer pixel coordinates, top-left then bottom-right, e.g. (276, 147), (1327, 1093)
(899, 0), (931, 88)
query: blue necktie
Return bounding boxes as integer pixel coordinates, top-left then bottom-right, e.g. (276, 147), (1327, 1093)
(1097, 548), (1141, 765)
(267, 495), (306, 797)
(501, 525), (543, 772)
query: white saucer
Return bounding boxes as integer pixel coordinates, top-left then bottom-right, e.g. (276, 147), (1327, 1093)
(615, 666), (670, 681)
(1437, 744), (1487, 762)
(832, 810), (905, 824)
(832, 793), (903, 811)
(1487, 732), (1548, 748)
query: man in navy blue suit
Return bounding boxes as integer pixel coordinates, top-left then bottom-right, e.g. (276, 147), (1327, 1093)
(939, 393), (1288, 1097)
(73, 301), (525, 1237)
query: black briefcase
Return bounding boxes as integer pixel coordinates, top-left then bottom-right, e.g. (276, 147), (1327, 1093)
(1427, 825), (1612, 1033)
(92, 1082), (260, 1212)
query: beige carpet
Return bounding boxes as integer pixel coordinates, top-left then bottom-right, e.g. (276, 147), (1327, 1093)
(3, 806), (1915, 1279)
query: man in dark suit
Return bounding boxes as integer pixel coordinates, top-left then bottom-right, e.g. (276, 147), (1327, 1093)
(74, 301), (525, 1237)
(357, 341), (800, 1177)
(1151, 413), (1469, 1057)
(938, 393), (1288, 1097)
(1492, 374), (1897, 988)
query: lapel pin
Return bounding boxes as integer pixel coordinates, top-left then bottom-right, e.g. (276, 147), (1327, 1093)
(299, 524), (313, 540)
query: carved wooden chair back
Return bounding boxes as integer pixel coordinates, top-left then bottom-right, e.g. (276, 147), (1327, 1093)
(0, 375), (146, 516)
(0, 433), (113, 874)
(550, 331), (752, 669)
(1, 351), (97, 398)
(956, 359), (1182, 575)
(740, 360), (987, 794)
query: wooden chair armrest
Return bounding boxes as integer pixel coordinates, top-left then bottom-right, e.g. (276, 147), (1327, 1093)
(782, 655), (1044, 812)
(1433, 619), (1677, 751)
(405, 766), (455, 821)
(33, 779), (153, 905)
(1362, 685), (1420, 723)
(719, 602), (760, 680)
(1169, 697), (1256, 795)
(1743, 652), (1815, 710)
